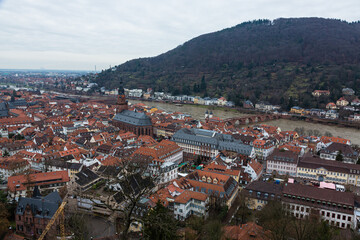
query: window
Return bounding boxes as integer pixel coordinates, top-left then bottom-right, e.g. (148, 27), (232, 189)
(348, 216), (352, 221)
(337, 214), (340, 219)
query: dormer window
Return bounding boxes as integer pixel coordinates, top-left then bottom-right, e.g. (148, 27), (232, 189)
(202, 176), (206, 182)
(207, 177), (212, 183)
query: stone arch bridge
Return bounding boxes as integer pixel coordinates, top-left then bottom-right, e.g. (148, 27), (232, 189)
(226, 114), (282, 126)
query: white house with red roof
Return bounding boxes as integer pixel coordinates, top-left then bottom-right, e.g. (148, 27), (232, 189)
(217, 97), (227, 106)
(7, 170), (70, 199)
(326, 102), (337, 110)
(253, 139), (275, 160)
(351, 97), (360, 106)
(0, 156), (30, 179)
(336, 97), (349, 107)
(243, 159), (263, 181)
(316, 136), (351, 152)
(173, 190), (209, 220)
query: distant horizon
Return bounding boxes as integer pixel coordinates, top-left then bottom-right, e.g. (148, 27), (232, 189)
(0, 68), (95, 72)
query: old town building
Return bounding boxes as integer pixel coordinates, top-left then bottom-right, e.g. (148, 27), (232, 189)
(15, 189), (62, 238)
(112, 87), (153, 136)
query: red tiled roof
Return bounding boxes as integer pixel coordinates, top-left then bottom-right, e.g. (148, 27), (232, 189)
(223, 222), (270, 240)
(174, 190), (208, 204)
(7, 170), (70, 192)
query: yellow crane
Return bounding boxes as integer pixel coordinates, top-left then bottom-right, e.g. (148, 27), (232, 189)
(38, 201), (66, 240)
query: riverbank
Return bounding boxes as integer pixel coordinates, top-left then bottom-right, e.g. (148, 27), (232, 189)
(286, 115), (360, 130)
(127, 97), (260, 115)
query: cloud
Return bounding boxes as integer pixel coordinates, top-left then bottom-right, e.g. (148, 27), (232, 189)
(0, 0), (359, 70)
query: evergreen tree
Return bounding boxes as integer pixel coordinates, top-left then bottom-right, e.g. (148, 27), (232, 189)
(200, 75), (206, 91)
(143, 201), (179, 240)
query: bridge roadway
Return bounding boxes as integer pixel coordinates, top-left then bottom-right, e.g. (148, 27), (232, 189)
(225, 113), (283, 125)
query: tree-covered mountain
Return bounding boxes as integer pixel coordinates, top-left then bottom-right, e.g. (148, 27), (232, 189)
(94, 18), (360, 108)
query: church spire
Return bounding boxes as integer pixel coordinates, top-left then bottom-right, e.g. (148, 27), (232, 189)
(116, 77), (128, 113)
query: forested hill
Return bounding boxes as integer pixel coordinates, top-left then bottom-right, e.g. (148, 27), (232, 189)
(94, 18), (360, 108)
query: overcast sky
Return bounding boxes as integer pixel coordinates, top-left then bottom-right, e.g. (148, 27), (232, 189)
(0, 0), (359, 71)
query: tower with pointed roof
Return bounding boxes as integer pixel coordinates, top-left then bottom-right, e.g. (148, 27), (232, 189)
(116, 78), (128, 113)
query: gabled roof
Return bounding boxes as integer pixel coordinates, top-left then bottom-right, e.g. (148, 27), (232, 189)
(16, 191), (62, 219)
(8, 171), (69, 192)
(223, 222), (270, 240)
(75, 168), (100, 186)
(174, 190), (208, 204)
(267, 149), (299, 164)
(320, 142), (358, 159)
(283, 183), (354, 206)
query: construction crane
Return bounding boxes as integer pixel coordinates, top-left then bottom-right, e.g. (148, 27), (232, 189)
(38, 201), (66, 240)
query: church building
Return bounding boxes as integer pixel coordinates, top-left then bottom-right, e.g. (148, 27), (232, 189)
(112, 85), (153, 136)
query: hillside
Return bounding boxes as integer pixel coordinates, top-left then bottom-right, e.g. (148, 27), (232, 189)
(94, 18), (360, 109)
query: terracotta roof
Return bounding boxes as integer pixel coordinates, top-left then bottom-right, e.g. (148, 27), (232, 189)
(223, 222), (270, 240)
(7, 170), (69, 192)
(248, 160), (263, 175)
(203, 162), (240, 177)
(149, 188), (173, 207)
(278, 144), (303, 155)
(59, 148), (80, 157)
(0, 156), (29, 170)
(320, 136), (350, 145)
(174, 190), (208, 204)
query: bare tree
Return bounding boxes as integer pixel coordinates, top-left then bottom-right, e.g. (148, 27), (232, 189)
(75, 158), (157, 240)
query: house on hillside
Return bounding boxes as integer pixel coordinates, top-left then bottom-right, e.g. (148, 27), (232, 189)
(342, 88), (355, 96)
(312, 90), (330, 97)
(326, 102), (337, 110)
(243, 100), (254, 109)
(290, 106), (304, 115)
(336, 97), (349, 107)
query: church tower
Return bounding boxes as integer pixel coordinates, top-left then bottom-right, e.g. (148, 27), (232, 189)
(116, 78), (128, 113)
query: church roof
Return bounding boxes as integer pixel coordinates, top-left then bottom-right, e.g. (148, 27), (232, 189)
(113, 110), (152, 126)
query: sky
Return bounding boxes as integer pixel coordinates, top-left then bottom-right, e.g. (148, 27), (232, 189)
(0, 0), (359, 71)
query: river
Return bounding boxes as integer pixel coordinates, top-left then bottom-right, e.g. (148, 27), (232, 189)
(130, 100), (360, 146)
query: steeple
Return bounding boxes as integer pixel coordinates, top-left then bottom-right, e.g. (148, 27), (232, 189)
(32, 186), (42, 198)
(116, 77), (128, 113)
